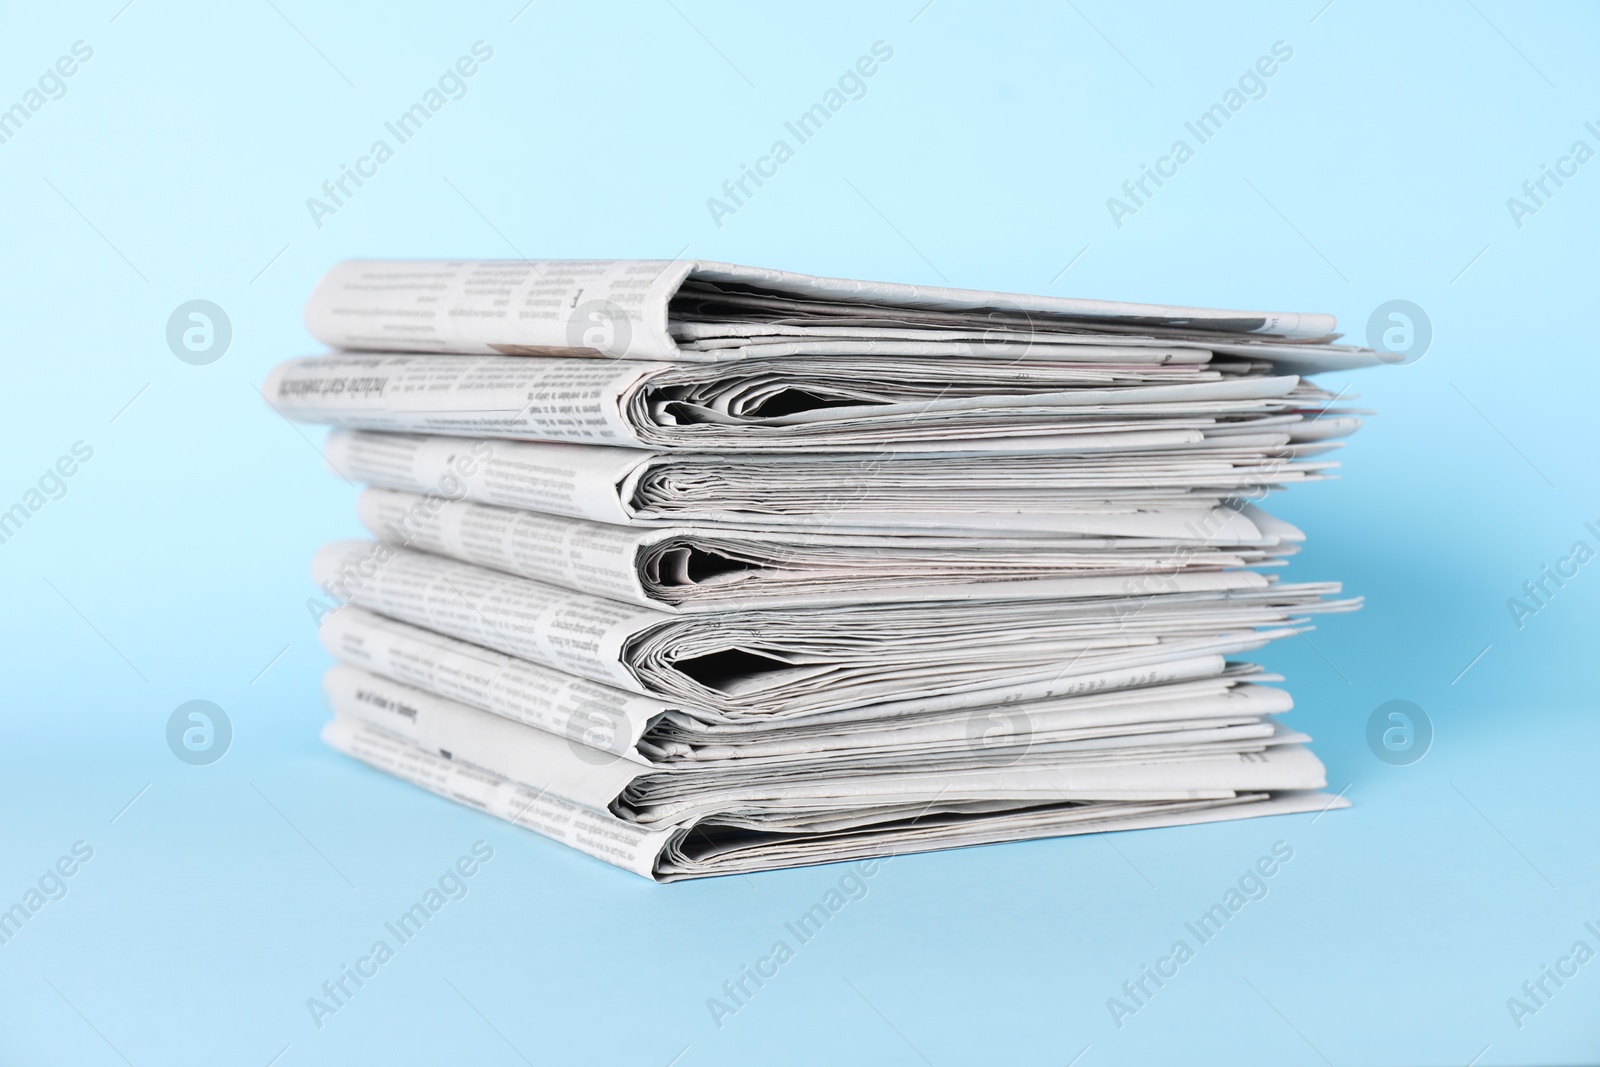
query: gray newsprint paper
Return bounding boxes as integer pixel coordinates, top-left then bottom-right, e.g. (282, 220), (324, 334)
(322, 427), (1340, 533)
(263, 351), (1364, 451)
(321, 665), (1345, 881)
(352, 485), (1306, 611)
(318, 605), (1288, 765)
(302, 259), (1377, 367)
(310, 539), (1357, 721)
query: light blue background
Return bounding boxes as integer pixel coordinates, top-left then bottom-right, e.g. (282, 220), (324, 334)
(2, 2), (1596, 1064)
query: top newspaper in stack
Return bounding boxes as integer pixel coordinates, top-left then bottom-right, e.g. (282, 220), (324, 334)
(300, 258), (1364, 360)
(264, 259), (1374, 453)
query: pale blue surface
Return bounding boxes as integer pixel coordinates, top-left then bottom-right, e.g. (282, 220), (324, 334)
(2, 2), (1597, 1064)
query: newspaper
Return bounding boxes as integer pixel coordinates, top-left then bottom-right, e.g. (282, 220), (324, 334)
(288, 259), (1370, 878)
(312, 540), (1357, 721)
(321, 666), (1345, 881)
(324, 428), (1336, 533)
(354, 486), (1304, 611)
(327, 665), (1323, 815)
(319, 605), (1288, 764)
(263, 350), (1366, 450)
(301, 259), (1382, 371)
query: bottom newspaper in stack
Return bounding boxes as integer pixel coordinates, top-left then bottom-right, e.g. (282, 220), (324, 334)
(312, 540), (1354, 882)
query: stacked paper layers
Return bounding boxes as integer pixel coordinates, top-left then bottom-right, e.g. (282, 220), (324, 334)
(267, 259), (1375, 881)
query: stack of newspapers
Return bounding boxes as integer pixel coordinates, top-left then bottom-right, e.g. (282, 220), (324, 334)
(265, 259), (1377, 882)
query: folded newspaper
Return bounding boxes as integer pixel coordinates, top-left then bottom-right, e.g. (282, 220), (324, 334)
(321, 664), (1336, 881)
(264, 352), (1365, 451)
(276, 258), (1370, 880)
(352, 486), (1305, 610)
(320, 606), (1294, 766)
(312, 540), (1355, 721)
(320, 427), (1344, 531)
(303, 258), (1374, 366)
